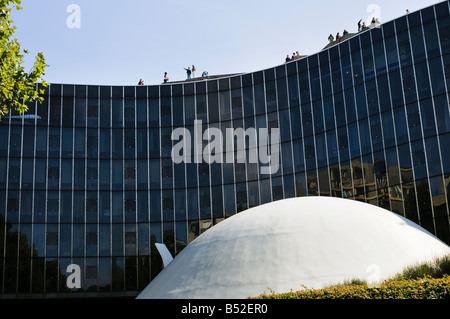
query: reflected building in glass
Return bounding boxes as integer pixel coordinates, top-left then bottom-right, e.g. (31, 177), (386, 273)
(1, 1), (450, 298)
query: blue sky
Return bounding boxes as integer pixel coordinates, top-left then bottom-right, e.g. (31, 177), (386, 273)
(13, 0), (442, 86)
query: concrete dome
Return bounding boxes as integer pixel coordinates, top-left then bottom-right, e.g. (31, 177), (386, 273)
(137, 197), (450, 299)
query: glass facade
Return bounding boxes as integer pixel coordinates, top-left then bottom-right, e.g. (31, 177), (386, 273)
(1, 1), (450, 298)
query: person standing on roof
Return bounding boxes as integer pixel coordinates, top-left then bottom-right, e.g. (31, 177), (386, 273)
(358, 19), (362, 31)
(336, 32), (341, 40)
(192, 65), (196, 78)
(184, 67), (192, 79)
(164, 72), (169, 83)
(328, 34), (334, 42)
(138, 79), (144, 85)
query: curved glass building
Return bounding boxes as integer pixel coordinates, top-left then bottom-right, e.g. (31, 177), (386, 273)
(1, 1), (450, 298)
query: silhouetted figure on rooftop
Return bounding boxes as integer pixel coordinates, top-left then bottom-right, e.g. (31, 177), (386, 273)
(184, 67), (192, 79)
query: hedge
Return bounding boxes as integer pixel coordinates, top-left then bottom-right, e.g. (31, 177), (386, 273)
(252, 275), (450, 299)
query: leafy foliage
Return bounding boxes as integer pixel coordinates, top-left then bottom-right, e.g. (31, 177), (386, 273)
(251, 255), (450, 299)
(252, 276), (450, 299)
(0, 0), (48, 120)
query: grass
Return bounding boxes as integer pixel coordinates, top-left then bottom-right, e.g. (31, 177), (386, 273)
(251, 255), (450, 299)
(393, 255), (450, 280)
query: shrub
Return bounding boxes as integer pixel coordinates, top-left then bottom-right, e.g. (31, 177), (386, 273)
(252, 276), (450, 299)
(251, 255), (450, 299)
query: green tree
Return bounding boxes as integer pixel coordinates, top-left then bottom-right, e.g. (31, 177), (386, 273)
(0, 0), (48, 120)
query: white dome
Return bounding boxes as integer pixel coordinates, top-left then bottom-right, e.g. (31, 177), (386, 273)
(137, 197), (450, 299)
